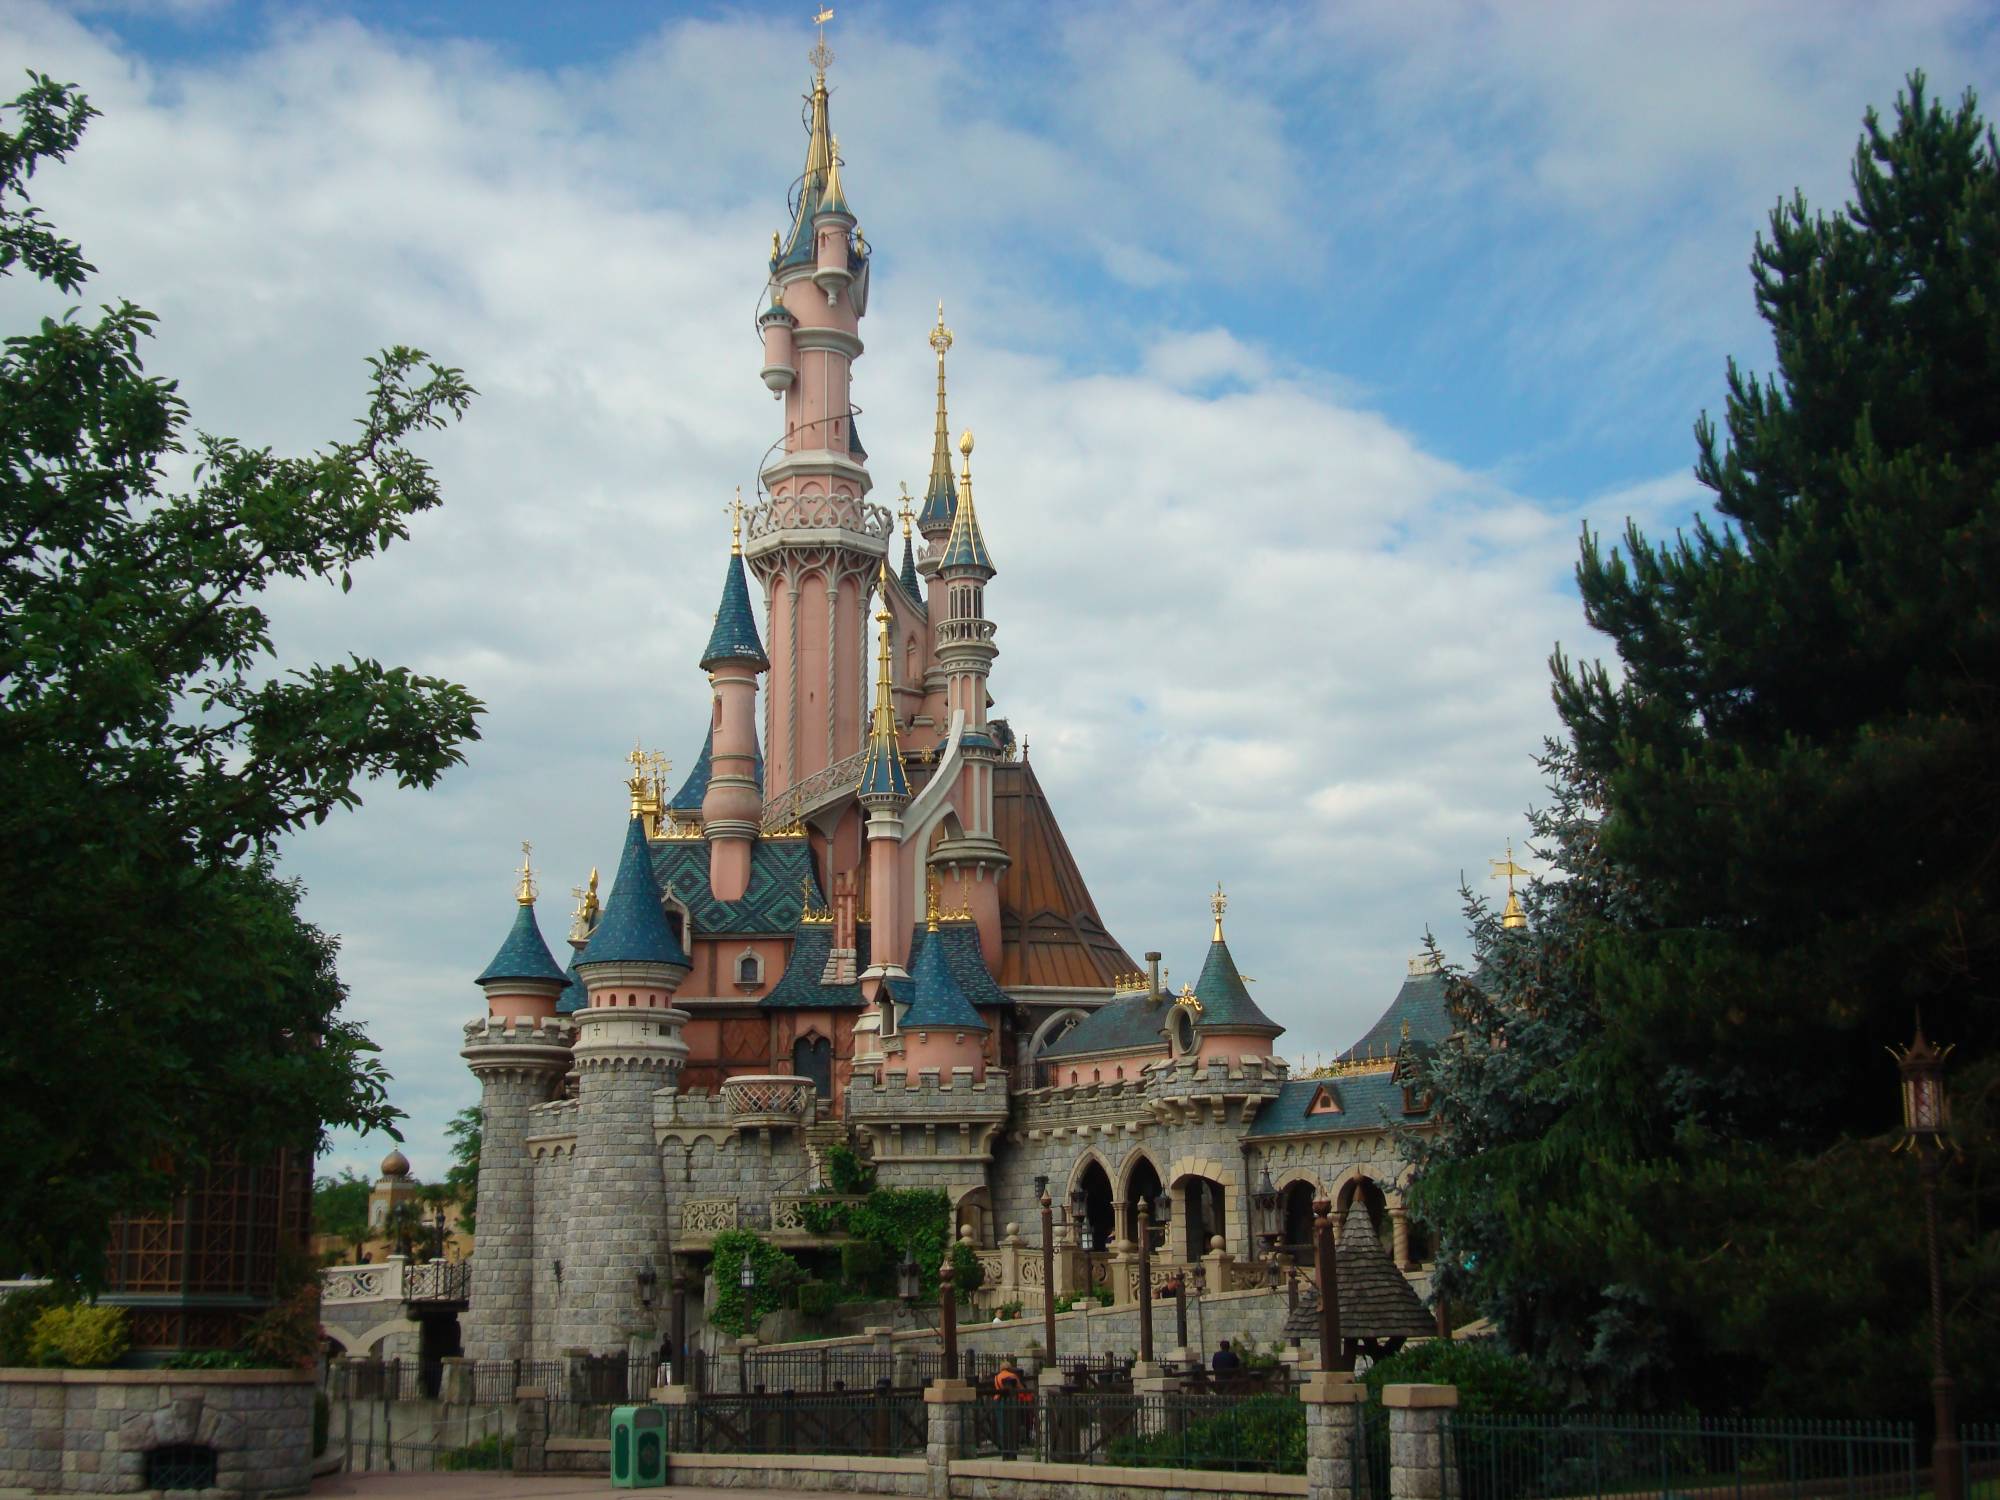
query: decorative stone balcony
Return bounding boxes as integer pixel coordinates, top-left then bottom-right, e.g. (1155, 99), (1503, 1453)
(722, 1074), (817, 1129)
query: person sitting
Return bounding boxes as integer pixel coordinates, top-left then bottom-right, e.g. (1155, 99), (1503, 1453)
(1210, 1339), (1243, 1373)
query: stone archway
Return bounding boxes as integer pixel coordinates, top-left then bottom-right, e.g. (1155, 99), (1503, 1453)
(1119, 1154), (1163, 1245)
(1070, 1157), (1115, 1252)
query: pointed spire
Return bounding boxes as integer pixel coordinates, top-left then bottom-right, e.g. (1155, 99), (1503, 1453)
(905, 891), (989, 1033)
(578, 814), (690, 969)
(857, 564), (909, 804)
(1211, 880), (1227, 942)
(940, 429), (995, 575)
(701, 518), (769, 671)
(1192, 893), (1282, 1035)
(897, 484), (923, 599)
(773, 63), (838, 270)
(476, 847), (569, 986)
(819, 135), (851, 218)
(917, 304), (958, 535)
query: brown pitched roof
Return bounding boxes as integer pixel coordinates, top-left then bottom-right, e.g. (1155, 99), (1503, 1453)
(992, 760), (1139, 990)
(1283, 1205), (1434, 1343)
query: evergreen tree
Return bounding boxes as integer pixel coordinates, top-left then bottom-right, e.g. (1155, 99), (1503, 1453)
(1412, 75), (2000, 1415)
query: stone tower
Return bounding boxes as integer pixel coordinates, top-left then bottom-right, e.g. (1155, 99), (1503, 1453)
(461, 851), (575, 1361)
(557, 801), (691, 1356)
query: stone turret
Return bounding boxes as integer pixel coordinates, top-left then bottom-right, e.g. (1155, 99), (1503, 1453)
(558, 802), (692, 1356)
(461, 849), (576, 1360)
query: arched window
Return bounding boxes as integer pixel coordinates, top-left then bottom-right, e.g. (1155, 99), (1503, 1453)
(734, 951), (762, 986)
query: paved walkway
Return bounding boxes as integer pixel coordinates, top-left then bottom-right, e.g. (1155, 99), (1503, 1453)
(311, 1476), (824, 1500)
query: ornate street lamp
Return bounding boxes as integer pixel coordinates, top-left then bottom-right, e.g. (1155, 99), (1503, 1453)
(637, 1261), (657, 1310)
(1894, 1022), (1961, 1500)
(896, 1253), (922, 1306)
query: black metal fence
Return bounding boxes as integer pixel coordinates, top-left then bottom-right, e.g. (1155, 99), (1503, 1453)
(957, 1389), (1305, 1473)
(742, 1348), (902, 1392)
(1446, 1413), (1918, 1500)
(1967, 1422), (2000, 1500)
(668, 1391), (926, 1458)
(467, 1359), (562, 1404)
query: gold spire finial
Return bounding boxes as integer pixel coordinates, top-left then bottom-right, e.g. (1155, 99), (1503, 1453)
(898, 483), (913, 537)
(930, 302), (954, 357)
(1211, 881), (1228, 942)
(517, 841), (537, 905)
(771, 229), (781, 261)
(627, 742), (648, 815)
(868, 563), (898, 742)
(926, 875), (941, 932)
(822, 135), (845, 207)
(810, 6), (835, 74)
(1491, 840), (1529, 930)
(1177, 982), (1203, 1015)
(959, 428), (974, 461)
(726, 486), (745, 555)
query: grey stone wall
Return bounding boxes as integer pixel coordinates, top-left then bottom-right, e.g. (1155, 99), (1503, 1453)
(559, 1057), (673, 1354)
(529, 1127), (574, 1361)
(0, 1368), (313, 1497)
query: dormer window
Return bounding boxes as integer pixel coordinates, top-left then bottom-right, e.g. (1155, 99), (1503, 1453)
(1401, 1084), (1434, 1116)
(1306, 1084), (1342, 1116)
(734, 950), (763, 987)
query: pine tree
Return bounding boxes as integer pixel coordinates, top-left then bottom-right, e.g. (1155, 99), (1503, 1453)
(1413, 75), (2000, 1415)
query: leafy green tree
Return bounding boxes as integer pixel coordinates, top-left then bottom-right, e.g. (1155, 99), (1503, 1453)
(312, 1169), (372, 1260)
(0, 74), (481, 1284)
(444, 1105), (481, 1234)
(1412, 75), (2000, 1415)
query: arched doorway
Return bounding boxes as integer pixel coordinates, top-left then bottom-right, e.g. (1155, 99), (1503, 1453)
(791, 1033), (832, 1101)
(1176, 1176), (1226, 1261)
(1281, 1180), (1318, 1261)
(1121, 1156), (1163, 1245)
(1074, 1160), (1114, 1251)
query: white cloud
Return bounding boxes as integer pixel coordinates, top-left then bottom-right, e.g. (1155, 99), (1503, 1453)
(3, 0), (1991, 1184)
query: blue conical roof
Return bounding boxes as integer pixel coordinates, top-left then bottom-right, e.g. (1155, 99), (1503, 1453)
(1192, 937), (1281, 1034)
(898, 531), (923, 603)
(903, 927), (988, 1032)
(475, 899), (569, 986)
(578, 816), (690, 969)
(857, 730), (909, 802)
(701, 551), (768, 670)
(917, 466), (956, 535)
(556, 952), (586, 1014)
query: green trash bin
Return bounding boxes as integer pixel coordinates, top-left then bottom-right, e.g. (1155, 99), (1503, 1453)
(611, 1405), (667, 1488)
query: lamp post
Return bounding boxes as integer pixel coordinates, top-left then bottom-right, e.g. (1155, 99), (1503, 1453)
(669, 1261), (689, 1388)
(1312, 1196), (1345, 1374)
(1253, 1166), (1282, 1282)
(1038, 1181), (1058, 1362)
(1136, 1194), (1169, 1364)
(1895, 1023), (1960, 1500)
(939, 1252), (959, 1380)
(897, 1253), (922, 1308)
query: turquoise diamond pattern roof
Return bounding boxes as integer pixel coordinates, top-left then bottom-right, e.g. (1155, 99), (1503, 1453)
(653, 836), (818, 937)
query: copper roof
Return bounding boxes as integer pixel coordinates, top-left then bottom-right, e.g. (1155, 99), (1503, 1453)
(992, 759), (1138, 990)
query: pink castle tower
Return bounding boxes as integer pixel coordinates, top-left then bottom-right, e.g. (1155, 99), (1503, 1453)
(743, 42), (890, 867)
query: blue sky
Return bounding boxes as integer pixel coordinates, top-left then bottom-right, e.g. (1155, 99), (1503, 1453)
(8, 0), (1996, 1186)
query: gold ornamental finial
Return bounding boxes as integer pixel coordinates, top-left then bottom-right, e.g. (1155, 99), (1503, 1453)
(1211, 881), (1228, 942)
(627, 742), (648, 815)
(726, 486), (746, 555)
(898, 483), (914, 537)
(926, 875), (941, 932)
(930, 301), (954, 357)
(645, 749), (672, 809)
(516, 841), (537, 905)
(959, 428), (974, 461)
(1177, 982), (1203, 1015)
(1491, 840), (1529, 930)
(822, 135), (845, 206)
(810, 5), (835, 75)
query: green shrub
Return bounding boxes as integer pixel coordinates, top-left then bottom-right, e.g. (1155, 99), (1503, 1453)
(164, 1349), (265, 1370)
(710, 1231), (804, 1337)
(797, 1280), (835, 1318)
(437, 1434), (512, 1470)
(840, 1241), (886, 1288)
(0, 1283), (76, 1366)
(1362, 1340), (1557, 1416)
(28, 1303), (129, 1368)
(823, 1144), (876, 1195)
(997, 1301), (1023, 1321)
(1107, 1392), (1304, 1474)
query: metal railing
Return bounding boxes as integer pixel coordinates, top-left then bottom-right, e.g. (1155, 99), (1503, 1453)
(1446, 1413), (1918, 1500)
(467, 1360), (561, 1404)
(670, 1391), (926, 1458)
(1966, 1422), (2000, 1500)
(958, 1390), (1305, 1473)
(742, 1348), (902, 1392)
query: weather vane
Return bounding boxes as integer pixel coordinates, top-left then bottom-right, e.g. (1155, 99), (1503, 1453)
(516, 841), (537, 904)
(810, 6), (835, 74)
(726, 486), (746, 554)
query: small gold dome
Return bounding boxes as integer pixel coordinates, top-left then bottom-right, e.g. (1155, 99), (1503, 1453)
(379, 1148), (411, 1180)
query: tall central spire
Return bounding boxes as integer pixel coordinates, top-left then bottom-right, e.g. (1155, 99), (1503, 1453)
(917, 304), (958, 536)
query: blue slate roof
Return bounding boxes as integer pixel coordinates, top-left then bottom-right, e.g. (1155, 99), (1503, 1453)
(939, 496), (994, 575)
(906, 919), (1011, 1008)
(898, 532), (923, 603)
(1247, 1073), (1422, 1138)
(557, 951), (586, 1015)
(1043, 992), (1169, 1060)
(702, 551), (769, 670)
(1338, 968), (1455, 1063)
(1193, 938), (1282, 1033)
(654, 835), (817, 937)
(857, 733), (909, 801)
(475, 899), (569, 986)
(918, 466), (956, 535)
(761, 918), (868, 1009)
(759, 299), (796, 325)
(903, 924), (988, 1032)
(667, 733), (766, 814)
(848, 413), (867, 462)
(578, 816), (691, 969)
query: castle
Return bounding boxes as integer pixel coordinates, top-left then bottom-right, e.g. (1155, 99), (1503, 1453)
(459, 33), (1450, 1366)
